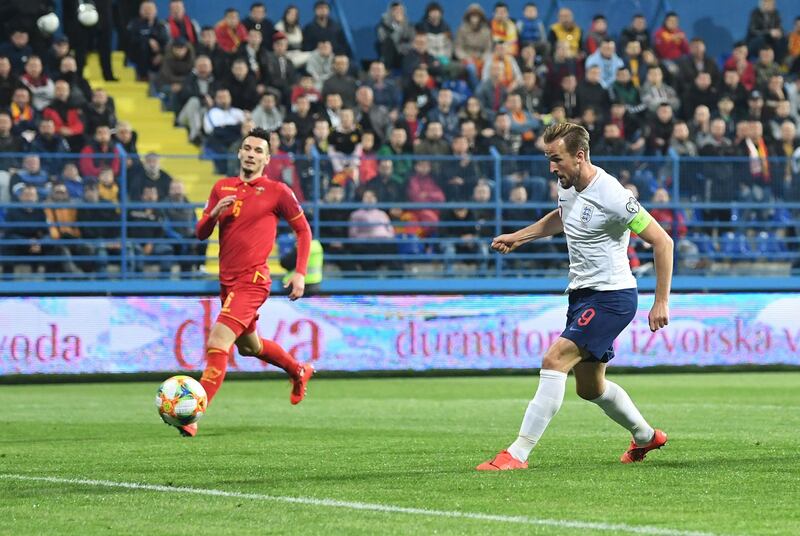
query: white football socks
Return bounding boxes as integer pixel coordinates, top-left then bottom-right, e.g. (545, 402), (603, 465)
(590, 380), (654, 446)
(507, 369), (568, 462)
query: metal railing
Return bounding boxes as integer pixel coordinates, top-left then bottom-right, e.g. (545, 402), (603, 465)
(2, 149), (800, 282)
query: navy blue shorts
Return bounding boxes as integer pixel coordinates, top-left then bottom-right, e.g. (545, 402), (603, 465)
(561, 288), (638, 363)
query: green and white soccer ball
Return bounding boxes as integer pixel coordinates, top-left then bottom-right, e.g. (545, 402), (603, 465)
(156, 375), (207, 426)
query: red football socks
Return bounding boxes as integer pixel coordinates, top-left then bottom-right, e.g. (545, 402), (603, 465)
(257, 338), (301, 378)
(200, 347), (229, 404)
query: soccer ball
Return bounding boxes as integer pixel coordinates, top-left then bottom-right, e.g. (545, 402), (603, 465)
(37, 13), (60, 35)
(77, 2), (99, 27)
(155, 375), (207, 427)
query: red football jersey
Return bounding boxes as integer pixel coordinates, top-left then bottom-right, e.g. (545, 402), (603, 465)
(197, 176), (306, 284)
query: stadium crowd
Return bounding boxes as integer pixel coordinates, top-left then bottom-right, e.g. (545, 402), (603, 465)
(1, 0), (800, 276)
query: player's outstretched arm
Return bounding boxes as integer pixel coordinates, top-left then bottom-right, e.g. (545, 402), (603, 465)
(491, 209), (563, 254)
(637, 219), (674, 332)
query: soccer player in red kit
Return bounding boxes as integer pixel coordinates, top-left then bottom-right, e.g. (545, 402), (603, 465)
(177, 128), (314, 437)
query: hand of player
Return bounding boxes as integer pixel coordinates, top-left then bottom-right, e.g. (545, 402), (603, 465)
(210, 195), (237, 218)
(648, 301), (670, 332)
(491, 233), (522, 254)
(284, 273), (306, 301)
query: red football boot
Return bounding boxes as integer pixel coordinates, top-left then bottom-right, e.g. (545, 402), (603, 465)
(476, 450), (528, 471)
(290, 364), (315, 405)
(620, 429), (667, 463)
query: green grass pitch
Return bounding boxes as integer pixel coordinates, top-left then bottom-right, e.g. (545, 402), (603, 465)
(1, 372), (798, 535)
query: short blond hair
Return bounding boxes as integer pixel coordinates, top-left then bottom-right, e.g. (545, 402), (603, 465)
(542, 122), (590, 157)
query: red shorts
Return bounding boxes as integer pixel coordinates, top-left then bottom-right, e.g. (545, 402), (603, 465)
(217, 268), (271, 338)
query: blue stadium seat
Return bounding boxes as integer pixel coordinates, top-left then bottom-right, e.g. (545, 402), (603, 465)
(690, 232), (715, 256)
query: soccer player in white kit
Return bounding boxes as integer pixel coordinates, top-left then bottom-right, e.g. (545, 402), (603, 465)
(477, 122), (674, 470)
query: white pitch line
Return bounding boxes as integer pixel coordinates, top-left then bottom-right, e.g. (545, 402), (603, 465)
(0, 474), (721, 536)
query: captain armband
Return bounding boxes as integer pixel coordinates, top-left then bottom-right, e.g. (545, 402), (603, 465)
(627, 208), (653, 234)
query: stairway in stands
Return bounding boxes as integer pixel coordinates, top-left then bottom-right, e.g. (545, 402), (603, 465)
(83, 51), (220, 274)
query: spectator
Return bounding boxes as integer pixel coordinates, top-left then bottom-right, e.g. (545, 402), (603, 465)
(653, 11), (689, 63)
(114, 121), (139, 155)
(640, 65), (680, 113)
(243, 2), (275, 48)
(404, 66), (435, 116)
(746, 90), (765, 122)
(427, 88), (459, 141)
(316, 184), (350, 270)
(395, 100), (424, 145)
(0, 56), (17, 109)
(29, 118), (70, 176)
(454, 3), (492, 87)
(514, 68), (544, 115)
(619, 13), (651, 52)
(669, 120), (698, 157)
(215, 8), (248, 54)
(649, 187), (687, 238)
(225, 58), (261, 111)
(97, 168), (119, 204)
(458, 97), (492, 132)
(176, 56), (216, 141)
(128, 153), (173, 201)
(196, 25), (229, 77)
(203, 88), (245, 157)
(365, 60), (401, 110)
(366, 159), (404, 208)
(584, 15), (610, 56)
(417, 2), (453, 64)
(609, 101), (645, 152)
(720, 68), (749, 112)
(236, 28), (267, 83)
(747, 0), (786, 62)
(82, 89), (117, 140)
(714, 95), (738, 138)
(585, 39), (624, 89)
(44, 183), (84, 274)
(546, 73), (579, 120)
(377, 126), (413, 184)
(286, 94), (315, 140)
(764, 74), (787, 117)
(279, 120), (301, 153)
(442, 134), (481, 200)
(322, 55), (356, 107)
(322, 92), (343, 129)
(163, 179), (201, 273)
(724, 42), (756, 91)
(403, 32), (441, 80)
(788, 16), (800, 71)
(490, 2), (518, 56)
(76, 184), (121, 273)
(302, 0), (349, 56)
(481, 41), (521, 89)
(376, 1), (415, 70)
(166, 0), (200, 46)
(755, 46), (781, 89)
(676, 38), (721, 94)
(505, 93), (541, 143)
(9, 87), (37, 138)
(543, 41), (584, 98)
(768, 100), (799, 143)
(251, 93), (283, 132)
(20, 56), (54, 112)
(406, 159), (444, 235)
(346, 189), (395, 272)
(548, 7), (582, 59)
(307, 40), (334, 90)
(594, 123), (629, 155)
(517, 2), (548, 57)
(475, 61), (510, 118)
(58, 163), (85, 200)
(609, 67), (642, 109)
(10, 154), (50, 200)
(128, 185), (173, 273)
(126, 0), (169, 81)
(690, 104), (713, 143)
(621, 40), (646, 89)
(263, 32), (297, 106)
(414, 120), (450, 175)
(577, 65), (611, 120)
(440, 204), (490, 270)
(0, 29), (32, 74)
(79, 125), (121, 180)
(681, 72), (719, 120)
(355, 86), (390, 145)
(0, 111), (24, 171)
(57, 56), (94, 108)
(355, 131), (379, 185)
(2, 185), (51, 273)
(773, 120), (800, 198)
(44, 36), (71, 79)
(265, 129), (304, 202)
(155, 37), (194, 109)
(646, 102), (675, 155)
(43, 79), (85, 152)
(275, 5), (310, 68)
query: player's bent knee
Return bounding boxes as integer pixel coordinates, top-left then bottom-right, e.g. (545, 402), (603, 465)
(235, 342), (260, 356)
(541, 338), (582, 372)
(575, 385), (603, 400)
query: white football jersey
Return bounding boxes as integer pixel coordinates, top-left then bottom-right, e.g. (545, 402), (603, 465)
(557, 166), (639, 292)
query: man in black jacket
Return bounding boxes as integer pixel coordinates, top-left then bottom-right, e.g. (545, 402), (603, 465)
(302, 1), (350, 56)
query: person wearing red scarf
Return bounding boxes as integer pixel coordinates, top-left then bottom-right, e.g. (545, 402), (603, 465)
(215, 8), (249, 53)
(166, 0), (199, 45)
